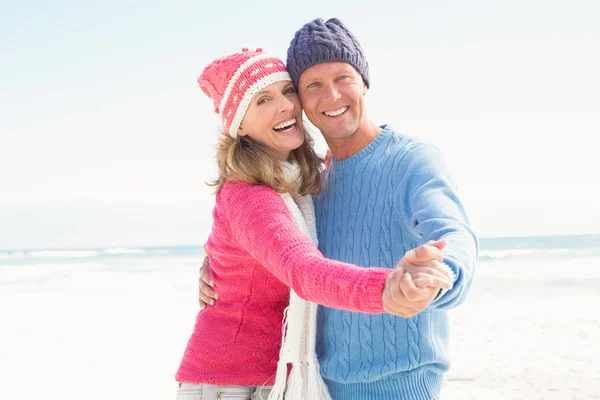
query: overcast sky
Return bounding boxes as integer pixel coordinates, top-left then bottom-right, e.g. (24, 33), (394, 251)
(1, 0), (599, 250)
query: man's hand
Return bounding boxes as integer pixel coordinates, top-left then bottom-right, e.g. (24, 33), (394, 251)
(397, 240), (454, 291)
(383, 240), (453, 318)
(198, 245), (219, 309)
(323, 149), (332, 170)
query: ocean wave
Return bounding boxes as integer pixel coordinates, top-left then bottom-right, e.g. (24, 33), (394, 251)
(102, 247), (146, 255)
(0, 251), (27, 260)
(27, 250), (98, 258)
(1, 250), (98, 260)
(479, 247), (594, 262)
(151, 249), (170, 254)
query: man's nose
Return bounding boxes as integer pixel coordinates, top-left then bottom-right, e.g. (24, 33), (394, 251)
(322, 83), (342, 102)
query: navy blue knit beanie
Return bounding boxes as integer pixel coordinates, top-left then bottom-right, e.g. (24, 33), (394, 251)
(286, 18), (370, 88)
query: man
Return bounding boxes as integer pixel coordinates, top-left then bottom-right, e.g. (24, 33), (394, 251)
(199, 18), (478, 400)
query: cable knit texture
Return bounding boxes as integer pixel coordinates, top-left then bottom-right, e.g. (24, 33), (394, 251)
(175, 180), (391, 386)
(315, 125), (478, 400)
(286, 18), (370, 88)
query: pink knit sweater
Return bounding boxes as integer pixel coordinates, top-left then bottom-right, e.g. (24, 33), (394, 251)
(175, 181), (392, 385)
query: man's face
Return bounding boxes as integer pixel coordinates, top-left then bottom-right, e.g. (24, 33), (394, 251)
(297, 62), (367, 142)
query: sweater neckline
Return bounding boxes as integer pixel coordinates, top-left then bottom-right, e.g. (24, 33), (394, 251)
(330, 125), (392, 171)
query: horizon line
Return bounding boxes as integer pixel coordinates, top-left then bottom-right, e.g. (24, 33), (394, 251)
(1, 232), (599, 253)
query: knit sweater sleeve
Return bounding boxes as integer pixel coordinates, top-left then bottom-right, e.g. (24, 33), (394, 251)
(220, 181), (390, 313)
(394, 144), (479, 310)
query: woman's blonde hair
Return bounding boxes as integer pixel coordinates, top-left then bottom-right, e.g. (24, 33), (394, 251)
(208, 127), (322, 196)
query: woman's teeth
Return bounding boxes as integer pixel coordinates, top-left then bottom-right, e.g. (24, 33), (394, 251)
(273, 118), (297, 132)
(323, 107), (348, 117)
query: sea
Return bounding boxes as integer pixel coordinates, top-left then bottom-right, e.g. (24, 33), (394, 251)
(2, 234), (599, 294)
(1, 234), (599, 399)
(3, 233), (600, 277)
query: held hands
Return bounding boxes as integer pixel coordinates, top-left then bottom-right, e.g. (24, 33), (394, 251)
(382, 240), (454, 318)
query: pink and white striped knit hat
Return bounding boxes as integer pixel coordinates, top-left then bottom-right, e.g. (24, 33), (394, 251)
(198, 48), (291, 138)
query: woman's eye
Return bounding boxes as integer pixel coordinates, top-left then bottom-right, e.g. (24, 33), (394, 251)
(284, 87), (296, 94)
(257, 98), (268, 105)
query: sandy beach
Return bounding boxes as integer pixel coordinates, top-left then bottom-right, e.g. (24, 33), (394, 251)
(444, 259), (600, 399)
(1, 253), (599, 399)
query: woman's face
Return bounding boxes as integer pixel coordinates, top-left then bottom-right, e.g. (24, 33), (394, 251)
(238, 80), (304, 160)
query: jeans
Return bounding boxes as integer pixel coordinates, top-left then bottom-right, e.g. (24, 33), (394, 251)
(175, 382), (273, 400)
(176, 382), (439, 399)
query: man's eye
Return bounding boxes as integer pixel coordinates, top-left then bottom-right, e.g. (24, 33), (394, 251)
(307, 82), (320, 89)
(338, 75), (349, 80)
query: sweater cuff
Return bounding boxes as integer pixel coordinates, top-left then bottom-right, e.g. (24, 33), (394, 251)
(360, 268), (392, 313)
(429, 259), (458, 308)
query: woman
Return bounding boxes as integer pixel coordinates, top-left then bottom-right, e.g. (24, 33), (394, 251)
(175, 48), (453, 400)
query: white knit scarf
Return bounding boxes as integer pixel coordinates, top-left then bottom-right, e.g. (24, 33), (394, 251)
(267, 162), (332, 400)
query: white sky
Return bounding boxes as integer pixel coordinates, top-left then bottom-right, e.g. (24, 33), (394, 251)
(1, 0), (599, 250)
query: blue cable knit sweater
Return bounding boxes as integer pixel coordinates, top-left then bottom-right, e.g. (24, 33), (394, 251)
(315, 125), (478, 400)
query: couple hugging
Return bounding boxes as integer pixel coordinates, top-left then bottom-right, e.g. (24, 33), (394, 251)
(175, 17), (478, 400)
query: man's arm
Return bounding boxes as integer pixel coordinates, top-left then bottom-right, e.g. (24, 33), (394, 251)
(395, 144), (478, 310)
